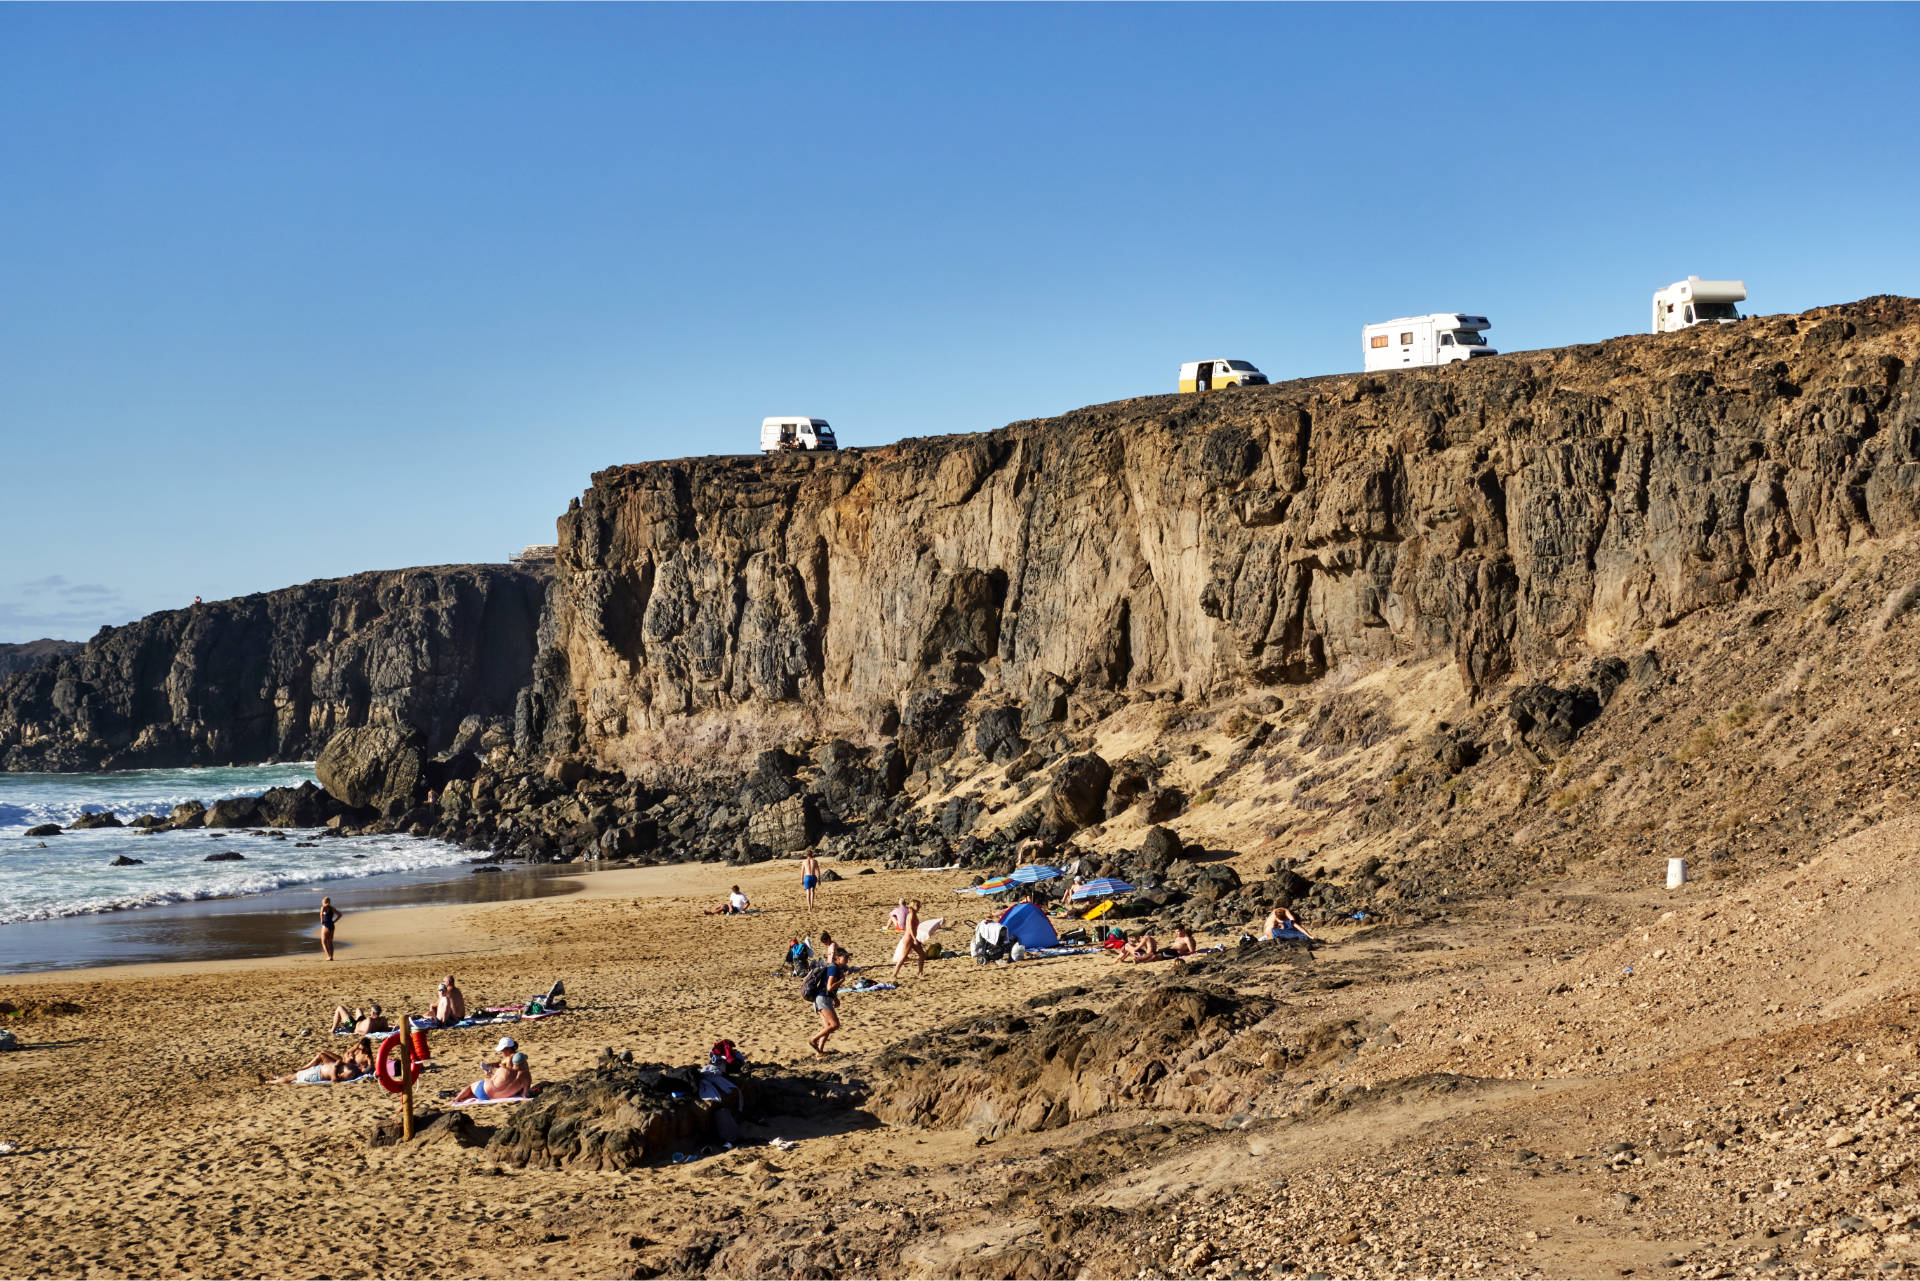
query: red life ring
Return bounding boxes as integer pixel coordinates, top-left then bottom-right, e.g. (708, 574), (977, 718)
(375, 1032), (410, 1094)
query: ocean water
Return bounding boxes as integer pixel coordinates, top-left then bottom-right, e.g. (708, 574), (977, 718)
(0, 764), (478, 925)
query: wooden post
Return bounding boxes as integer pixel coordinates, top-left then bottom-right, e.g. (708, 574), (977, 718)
(400, 1012), (415, 1141)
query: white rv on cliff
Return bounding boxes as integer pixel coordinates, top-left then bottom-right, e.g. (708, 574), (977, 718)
(1362, 314), (1495, 371)
(1652, 277), (1746, 333)
(760, 417), (838, 453)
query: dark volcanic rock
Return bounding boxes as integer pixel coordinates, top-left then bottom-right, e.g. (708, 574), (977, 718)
(1045, 753), (1112, 831)
(0, 565), (543, 772)
(25, 823), (61, 837)
(203, 797), (264, 828)
(256, 782), (335, 828)
(316, 726), (427, 814)
(108, 855), (144, 866)
(68, 811), (123, 830)
(0, 639), (81, 681)
(203, 851), (245, 862)
(168, 801), (206, 829)
(746, 793), (818, 854)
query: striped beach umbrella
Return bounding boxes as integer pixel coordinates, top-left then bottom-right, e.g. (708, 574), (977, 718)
(1069, 877), (1135, 901)
(1009, 864), (1063, 885)
(971, 875), (1015, 896)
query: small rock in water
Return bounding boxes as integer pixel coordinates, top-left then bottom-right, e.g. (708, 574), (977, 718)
(24, 824), (61, 837)
(203, 851), (246, 863)
(108, 855), (144, 867)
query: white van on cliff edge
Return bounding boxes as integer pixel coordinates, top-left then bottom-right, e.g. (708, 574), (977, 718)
(1652, 277), (1746, 333)
(760, 417), (838, 453)
(1178, 359), (1269, 393)
(1362, 315), (1496, 371)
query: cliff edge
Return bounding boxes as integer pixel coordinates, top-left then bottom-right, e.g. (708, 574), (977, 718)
(0, 565), (545, 771)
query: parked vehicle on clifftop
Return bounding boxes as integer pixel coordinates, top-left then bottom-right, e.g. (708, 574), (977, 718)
(1652, 277), (1747, 333)
(1178, 359), (1268, 393)
(1362, 314), (1496, 371)
(760, 417), (838, 453)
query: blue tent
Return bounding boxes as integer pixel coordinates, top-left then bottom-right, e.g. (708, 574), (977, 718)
(998, 901), (1059, 950)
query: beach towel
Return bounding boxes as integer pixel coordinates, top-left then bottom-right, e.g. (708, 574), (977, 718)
(844, 978), (898, 993)
(1269, 924), (1312, 942)
(448, 1094), (528, 1108)
(915, 917), (946, 945)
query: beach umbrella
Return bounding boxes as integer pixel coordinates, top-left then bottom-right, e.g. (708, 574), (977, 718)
(972, 875), (1015, 896)
(1009, 864), (1063, 884)
(1069, 877), (1135, 901)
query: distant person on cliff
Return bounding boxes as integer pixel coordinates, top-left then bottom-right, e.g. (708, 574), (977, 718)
(808, 947), (848, 1057)
(319, 896), (340, 961)
(891, 901), (927, 981)
(800, 852), (821, 911)
(433, 975), (466, 1025)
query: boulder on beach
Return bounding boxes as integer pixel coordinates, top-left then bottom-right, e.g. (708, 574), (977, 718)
(203, 797), (264, 828)
(168, 801), (207, 829)
(316, 725), (426, 815)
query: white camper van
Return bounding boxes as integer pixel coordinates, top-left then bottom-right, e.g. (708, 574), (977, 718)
(1362, 315), (1495, 371)
(1178, 359), (1268, 393)
(1651, 277), (1746, 333)
(759, 417), (838, 453)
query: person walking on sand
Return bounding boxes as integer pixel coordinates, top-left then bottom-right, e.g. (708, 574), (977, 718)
(809, 946), (848, 1056)
(892, 900), (927, 981)
(319, 896), (341, 961)
(801, 851), (820, 911)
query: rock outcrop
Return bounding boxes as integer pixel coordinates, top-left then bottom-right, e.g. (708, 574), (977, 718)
(527, 299), (1920, 785)
(0, 639), (80, 681)
(0, 565), (544, 771)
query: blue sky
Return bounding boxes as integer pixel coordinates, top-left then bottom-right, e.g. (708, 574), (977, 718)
(3, 3), (1917, 642)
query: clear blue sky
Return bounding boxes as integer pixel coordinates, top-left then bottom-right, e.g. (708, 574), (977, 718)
(4, 3), (1917, 642)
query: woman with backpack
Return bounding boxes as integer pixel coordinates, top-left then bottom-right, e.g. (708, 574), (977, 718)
(807, 946), (848, 1056)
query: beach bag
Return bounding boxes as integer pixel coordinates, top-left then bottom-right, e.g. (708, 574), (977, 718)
(709, 1039), (745, 1075)
(785, 940), (812, 976)
(799, 963), (831, 1002)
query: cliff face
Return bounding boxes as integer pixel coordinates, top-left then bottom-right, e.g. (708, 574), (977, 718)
(531, 298), (1919, 778)
(0, 640), (80, 682)
(0, 566), (545, 771)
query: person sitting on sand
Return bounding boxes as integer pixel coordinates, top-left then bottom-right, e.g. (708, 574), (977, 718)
(1118, 932), (1161, 963)
(706, 886), (751, 915)
(1263, 905), (1314, 942)
(264, 1044), (368, 1085)
(433, 976), (466, 1025)
(330, 1002), (391, 1035)
(1167, 926), (1197, 957)
(891, 901), (927, 981)
(454, 1051), (528, 1104)
(887, 900), (909, 931)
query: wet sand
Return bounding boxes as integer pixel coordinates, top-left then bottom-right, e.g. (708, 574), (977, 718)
(0, 863), (589, 975)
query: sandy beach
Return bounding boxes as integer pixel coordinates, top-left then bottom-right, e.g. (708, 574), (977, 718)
(0, 859), (1121, 1279)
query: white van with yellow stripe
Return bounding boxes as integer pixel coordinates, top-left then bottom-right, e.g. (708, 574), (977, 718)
(1178, 359), (1268, 393)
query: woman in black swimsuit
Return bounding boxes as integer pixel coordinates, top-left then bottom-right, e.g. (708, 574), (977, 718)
(320, 896), (341, 962)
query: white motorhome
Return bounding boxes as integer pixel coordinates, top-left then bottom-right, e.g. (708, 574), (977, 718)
(1178, 359), (1268, 393)
(759, 417), (838, 453)
(1362, 314), (1495, 371)
(1651, 277), (1746, 333)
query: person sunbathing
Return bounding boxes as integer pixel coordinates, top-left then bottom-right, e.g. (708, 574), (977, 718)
(330, 1002), (391, 1034)
(1263, 905), (1315, 942)
(1166, 926), (1198, 956)
(454, 1052), (529, 1104)
(1118, 932), (1161, 963)
(264, 1045), (368, 1085)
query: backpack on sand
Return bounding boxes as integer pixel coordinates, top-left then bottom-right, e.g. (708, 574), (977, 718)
(799, 963), (831, 1002)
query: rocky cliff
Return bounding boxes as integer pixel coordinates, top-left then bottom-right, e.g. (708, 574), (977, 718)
(0, 566), (545, 771)
(528, 298), (1919, 784)
(0, 639), (80, 681)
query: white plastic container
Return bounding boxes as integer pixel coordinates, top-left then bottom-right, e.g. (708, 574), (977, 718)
(1667, 857), (1688, 889)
